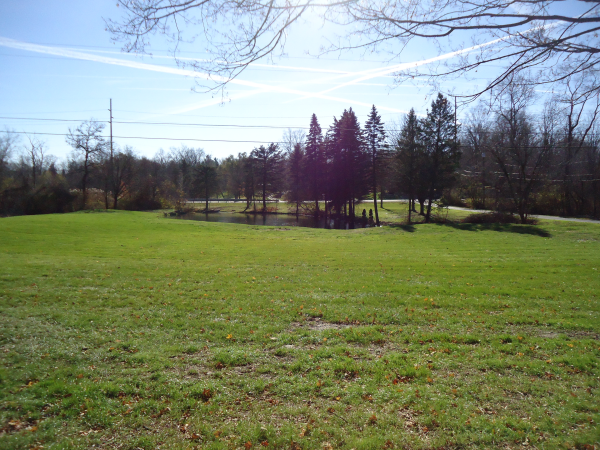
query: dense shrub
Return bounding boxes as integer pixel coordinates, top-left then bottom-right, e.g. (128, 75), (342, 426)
(120, 193), (162, 211)
(0, 177), (76, 216)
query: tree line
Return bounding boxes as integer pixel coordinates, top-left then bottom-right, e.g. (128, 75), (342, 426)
(1, 88), (599, 221)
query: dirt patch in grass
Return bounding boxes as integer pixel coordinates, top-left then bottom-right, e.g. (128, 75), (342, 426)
(537, 330), (600, 340)
(291, 317), (354, 331)
(538, 331), (561, 339)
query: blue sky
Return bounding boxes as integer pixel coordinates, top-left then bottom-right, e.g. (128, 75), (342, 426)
(0, 0), (518, 161)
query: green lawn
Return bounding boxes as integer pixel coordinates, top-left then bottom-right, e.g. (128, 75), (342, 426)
(0, 211), (599, 449)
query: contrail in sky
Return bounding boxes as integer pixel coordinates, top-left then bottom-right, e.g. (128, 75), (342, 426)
(292, 21), (563, 102)
(81, 49), (360, 76)
(0, 37), (407, 113)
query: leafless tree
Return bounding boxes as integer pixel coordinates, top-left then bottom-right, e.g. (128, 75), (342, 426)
(23, 136), (48, 188)
(107, 1), (600, 100)
(169, 145), (205, 194)
(461, 104), (495, 209)
(553, 75), (600, 215)
(0, 129), (19, 187)
(281, 128), (306, 156)
(66, 121), (106, 209)
(111, 146), (135, 210)
(487, 75), (551, 222)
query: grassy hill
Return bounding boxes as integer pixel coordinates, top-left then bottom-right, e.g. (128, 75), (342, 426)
(1, 211), (598, 449)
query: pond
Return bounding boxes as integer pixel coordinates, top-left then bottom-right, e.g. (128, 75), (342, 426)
(173, 212), (369, 229)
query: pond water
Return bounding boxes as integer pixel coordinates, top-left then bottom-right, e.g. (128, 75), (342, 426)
(174, 212), (368, 229)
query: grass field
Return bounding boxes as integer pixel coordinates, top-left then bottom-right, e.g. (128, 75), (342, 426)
(1, 211), (599, 449)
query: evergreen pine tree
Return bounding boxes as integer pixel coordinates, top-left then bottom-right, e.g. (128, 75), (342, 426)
(335, 108), (369, 225)
(420, 94), (460, 222)
(251, 143), (284, 211)
(395, 108), (423, 223)
(304, 114), (324, 215)
(364, 105), (386, 226)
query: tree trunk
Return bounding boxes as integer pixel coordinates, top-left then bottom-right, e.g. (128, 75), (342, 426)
(425, 199), (432, 222)
(82, 169), (89, 209)
(373, 174), (379, 227)
(425, 184), (435, 223)
(205, 183), (209, 211)
(104, 183), (109, 210)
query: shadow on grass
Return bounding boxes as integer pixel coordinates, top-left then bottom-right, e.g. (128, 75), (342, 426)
(386, 221), (551, 237)
(441, 222), (552, 238)
(387, 223), (417, 233)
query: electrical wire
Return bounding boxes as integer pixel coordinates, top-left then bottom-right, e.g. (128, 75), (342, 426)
(6, 130), (286, 145)
(4, 116), (600, 138)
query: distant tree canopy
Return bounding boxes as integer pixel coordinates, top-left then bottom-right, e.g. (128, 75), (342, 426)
(1, 94), (600, 220)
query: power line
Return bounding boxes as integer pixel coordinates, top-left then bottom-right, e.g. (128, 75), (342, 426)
(5, 116), (600, 137)
(0, 110), (105, 115)
(0, 116), (308, 129)
(6, 130), (286, 145)
(115, 109), (407, 118)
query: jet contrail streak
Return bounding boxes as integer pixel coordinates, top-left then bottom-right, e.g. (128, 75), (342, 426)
(298, 21), (563, 101)
(70, 47), (360, 76)
(0, 37), (407, 113)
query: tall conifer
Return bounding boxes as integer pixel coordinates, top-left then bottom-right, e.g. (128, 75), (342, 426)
(420, 94), (460, 222)
(395, 108), (422, 223)
(365, 105), (386, 226)
(333, 108), (368, 225)
(250, 143), (283, 211)
(304, 114), (323, 215)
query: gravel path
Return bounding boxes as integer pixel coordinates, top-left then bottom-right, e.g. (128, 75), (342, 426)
(446, 206), (600, 224)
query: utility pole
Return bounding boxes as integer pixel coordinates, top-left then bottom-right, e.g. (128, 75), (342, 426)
(109, 99), (113, 161)
(108, 99), (114, 209)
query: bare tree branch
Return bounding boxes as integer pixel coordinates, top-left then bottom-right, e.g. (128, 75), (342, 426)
(106, 0), (600, 99)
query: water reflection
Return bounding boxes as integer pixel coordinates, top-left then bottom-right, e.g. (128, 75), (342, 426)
(174, 212), (366, 229)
